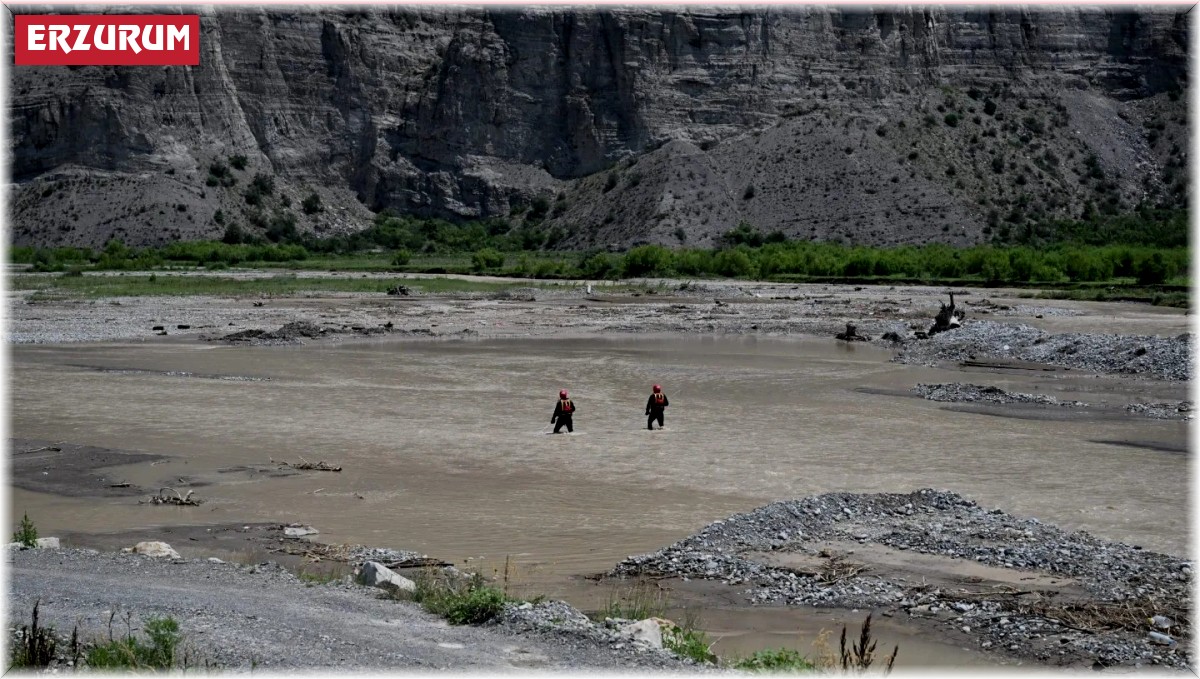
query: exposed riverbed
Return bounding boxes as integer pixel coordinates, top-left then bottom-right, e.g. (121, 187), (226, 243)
(6, 276), (1192, 669)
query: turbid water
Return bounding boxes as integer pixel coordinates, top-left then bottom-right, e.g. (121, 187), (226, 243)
(10, 334), (1190, 666)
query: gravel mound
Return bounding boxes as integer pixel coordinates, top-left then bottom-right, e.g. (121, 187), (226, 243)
(612, 489), (1191, 669)
(8, 548), (695, 672)
(1125, 402), (1194, 420)
(913, 383), (1088, 407)
(894, 321), (1193, 381)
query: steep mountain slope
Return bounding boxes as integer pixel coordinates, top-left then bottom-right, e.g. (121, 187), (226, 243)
(6, 6), (1189, 248)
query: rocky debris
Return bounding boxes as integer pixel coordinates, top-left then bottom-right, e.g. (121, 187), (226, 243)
(357, 561), (416, 593)
(611, 489), (1191, 669)
(11, 549), (695, 671)
(894, 321), (1192, 381)
(1125, 402), (1193, 420)
(618, 619), (664, 649)
(495, 602), (693, 667)
(913, 383), (1088, 408)
(124, 541), (181, 559)
(929, 293), (966, 335)
(283, 525), (319, 539)
(217, 320), (403, 345)
(7, 537), (61, 550)
(834, 322), (869, 342)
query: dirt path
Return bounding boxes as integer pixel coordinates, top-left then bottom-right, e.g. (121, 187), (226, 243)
(8, 548), (689, 672)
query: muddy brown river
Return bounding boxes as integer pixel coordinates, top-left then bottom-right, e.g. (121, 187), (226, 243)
(10, 334), (1190, 667)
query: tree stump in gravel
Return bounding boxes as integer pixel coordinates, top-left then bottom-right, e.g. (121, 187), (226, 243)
(835, 323), (869, 342)
(929, 293), (966, 335)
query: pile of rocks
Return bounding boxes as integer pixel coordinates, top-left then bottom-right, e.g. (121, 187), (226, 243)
(913, 383), (1088, 407)
(892, 320), (1193, 381)
(611, 489), (1191, 669)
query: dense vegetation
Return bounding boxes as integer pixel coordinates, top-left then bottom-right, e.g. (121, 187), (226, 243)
(10, 209), (1188, 290)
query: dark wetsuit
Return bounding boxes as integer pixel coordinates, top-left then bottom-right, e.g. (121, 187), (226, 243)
(552, 398), (575, 433)
(645, 393), (669, 430)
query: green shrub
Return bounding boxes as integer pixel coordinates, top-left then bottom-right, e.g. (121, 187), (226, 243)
(301, 193), (323, 215)
(733, 647), (817, 671)
(622, 245), (673, 277)
(13, 512), (37, 547)
(944, 113), (960, 127)
(222, 223), (244, 245)
(471, 248), (505, 271)
(85, 616), (181, 669)
(392, 249), (412, 267)
(663, 625), (716, 664)
(229, 154), (248, 171)
(1135, 251), (1169, 284)
(9, 601), (62, 670)
(603, 173), (618, 193)
(410, 571), (508, 625)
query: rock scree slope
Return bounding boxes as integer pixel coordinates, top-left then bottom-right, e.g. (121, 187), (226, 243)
(8, 6), (1189, 248)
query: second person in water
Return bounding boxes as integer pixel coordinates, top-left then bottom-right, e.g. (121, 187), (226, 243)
(551, 389), (575, 433)
(645, 384), (669, 430)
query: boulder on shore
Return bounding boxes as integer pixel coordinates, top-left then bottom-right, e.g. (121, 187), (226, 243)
(358, 561), (416, 593)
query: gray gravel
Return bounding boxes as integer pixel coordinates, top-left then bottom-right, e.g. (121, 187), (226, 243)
(892, 320), (1193, 381)
(7, 548), (695, 672)
(913, 383), (1088, 407)
(612, 489), (1191, 669)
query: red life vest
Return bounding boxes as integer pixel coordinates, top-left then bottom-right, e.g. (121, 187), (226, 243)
(560, 398), (574, 414)
(653, 393), (666, 406)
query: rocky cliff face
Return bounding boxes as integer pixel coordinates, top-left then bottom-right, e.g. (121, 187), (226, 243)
(7, 6), (1189, 248)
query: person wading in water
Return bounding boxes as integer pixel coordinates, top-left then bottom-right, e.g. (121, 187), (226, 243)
(645, 384), (669, 430)
(551, 389), (576, 434)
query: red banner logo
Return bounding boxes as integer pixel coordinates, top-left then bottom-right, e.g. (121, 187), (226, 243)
(13, 15), (199, 66)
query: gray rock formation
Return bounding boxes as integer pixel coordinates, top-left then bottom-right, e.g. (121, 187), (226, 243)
(7, 6), (1189, 248)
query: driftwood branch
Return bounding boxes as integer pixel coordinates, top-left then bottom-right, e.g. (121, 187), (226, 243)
(929, 292), (966, 335)
(835, 322), (869, 342)
(276, 456), (343, 472)
(139, 487), (202, 506)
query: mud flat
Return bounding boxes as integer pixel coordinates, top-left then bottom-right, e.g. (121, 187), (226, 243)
(611, 489), (1192, 669)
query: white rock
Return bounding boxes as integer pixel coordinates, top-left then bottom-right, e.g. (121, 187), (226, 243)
(35, 537), (60, 549)
(208, 557), (225, 564)
(283, 525), (319, 538)
(619, 619), (663, 649)
(357, 561), (416, 593)
(130, 541), (181, 559)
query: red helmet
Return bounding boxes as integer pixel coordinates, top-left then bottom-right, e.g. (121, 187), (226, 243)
(652, 384), (661, 393)
(559, 389), (568, 398)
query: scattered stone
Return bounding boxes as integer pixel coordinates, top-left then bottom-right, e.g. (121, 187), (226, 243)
(125, 541), (181, 559)
(619, 619), (664, 649)
(283, 525), (320, 539)
(913, 383), (1088, 408)
(357, 561), (416, 593)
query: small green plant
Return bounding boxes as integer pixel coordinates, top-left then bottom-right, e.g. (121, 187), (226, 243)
(408, 570), (508, 625)
(840, 614), (898, 674)
(733, 647), (817, 671)
(599, 580), (666, 621)
(13, 512), (37, 547)
(663, 624), (716, 664)
(603, 172), (618, 193)
(229, 154), (248, 171)
(391, 249), (412, 267)
(471, 248), (505, 271)
(9, 601), (59, 669)
(301, 192), (323, 215)
(85, 615), (182, 669)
